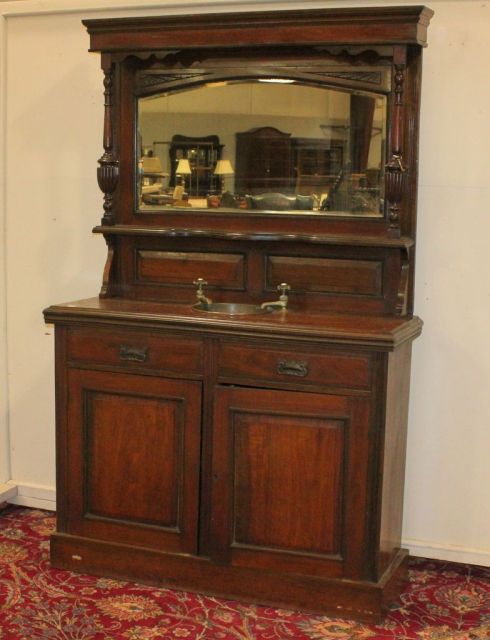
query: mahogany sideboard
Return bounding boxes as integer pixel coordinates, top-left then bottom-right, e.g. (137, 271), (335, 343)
(44, 5), (433, 621)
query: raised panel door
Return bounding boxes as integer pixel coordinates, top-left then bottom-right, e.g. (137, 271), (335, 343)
(64, 369), (202, 554)
(210, 386), (373, 579)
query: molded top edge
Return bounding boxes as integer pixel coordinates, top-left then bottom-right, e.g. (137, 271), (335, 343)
(83, 6), (434, 51)
(83, 6), (434, 31)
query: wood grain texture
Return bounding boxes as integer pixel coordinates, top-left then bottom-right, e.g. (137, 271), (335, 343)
(136, 250), (245, 290)
(45, 5), (430, 620)
(376, 341), (413, 578)
(117, 235), (401, 314)
(45, 297), (423, 349)
(86, 392), (181, 527)
(210, 386), (372, 580)
(83, 7), (433, 52)
(233, 412), (344, 555)
(67, 326), (202, 374)
(266, 255), (383, 296)
(65, 369), (202, 554)
(50, 533), (409, 622)
(218, 341), (372, 390)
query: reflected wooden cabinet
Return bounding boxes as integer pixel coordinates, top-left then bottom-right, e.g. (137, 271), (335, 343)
(44, 5), (433, 622)
(169, 134), (222, 196)
(235, 127), (292, 194)
(235, 128), (345, 197)
(293, 138), (344, 195)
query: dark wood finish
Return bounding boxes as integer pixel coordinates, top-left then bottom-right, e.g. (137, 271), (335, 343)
(136, 250), (245, 290)
(235, 127), (292, 194)
(292, 138), (343, 195)
(266, 255), (383, 297)
(64, 369), (202, 553)
(83, 7), (433, 51)
(50, 532), (408, 622)
(67, 326), (202, 374)
(376, 341), (413, 578)
(97, 55), (119, 226)
(44, 6), (432, 621)
(119, 235), (400, 314)
(45, 297), (422, 348)
(168, 135), (222, 196)
(218, 340), (372, 390)
(211, 387), (372, 580)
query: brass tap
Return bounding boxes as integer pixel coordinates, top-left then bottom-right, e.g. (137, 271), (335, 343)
(260, 283), (291, 310)
(193, 278), (213, 307)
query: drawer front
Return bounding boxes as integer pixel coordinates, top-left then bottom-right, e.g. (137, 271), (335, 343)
(67, 327), (203, 374)
(218, 342), (372, 389)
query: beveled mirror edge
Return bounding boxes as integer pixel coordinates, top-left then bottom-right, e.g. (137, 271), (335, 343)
(135, 74), (389, 219)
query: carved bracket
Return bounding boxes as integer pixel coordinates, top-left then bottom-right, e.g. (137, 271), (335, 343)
(97, 61), (119, 225)
(396, 247), (410, 316)
(100, 235), (117, 298)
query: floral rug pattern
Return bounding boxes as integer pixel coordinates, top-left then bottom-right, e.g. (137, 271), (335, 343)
(0, 506), (489, 639)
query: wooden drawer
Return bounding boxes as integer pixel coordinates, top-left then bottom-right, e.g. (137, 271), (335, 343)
(218, 342), (372, 390)
(67, 327), (203, 374)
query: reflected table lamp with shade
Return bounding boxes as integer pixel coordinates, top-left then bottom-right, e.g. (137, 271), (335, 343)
(174, 158), (192, 199)
(140, 155), (168, 192)
(214, 159), (234, 194)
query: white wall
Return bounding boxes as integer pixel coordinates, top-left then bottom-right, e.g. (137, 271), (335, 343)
(1, 0), (489, 563)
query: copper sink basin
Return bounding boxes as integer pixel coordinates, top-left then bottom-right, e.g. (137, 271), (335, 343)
(193, 302), (271, 316)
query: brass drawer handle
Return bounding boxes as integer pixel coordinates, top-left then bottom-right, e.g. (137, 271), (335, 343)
(119, 345), (148, 363)
(277, 359), (309, 377)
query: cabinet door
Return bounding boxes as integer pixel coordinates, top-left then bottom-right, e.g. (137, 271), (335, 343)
(63, 369), (201, 554)
(210, 386), (372, 579)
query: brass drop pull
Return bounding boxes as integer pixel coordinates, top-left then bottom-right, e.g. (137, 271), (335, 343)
(119, 345), (148, 363)
(277, 359), (309, 377)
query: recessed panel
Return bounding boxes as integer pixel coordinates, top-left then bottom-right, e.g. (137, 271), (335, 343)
(266, 255), (383, 296)
(136, 250), (245, 289)
(86, 391), (182, 528)
(233, 412), (345, 555)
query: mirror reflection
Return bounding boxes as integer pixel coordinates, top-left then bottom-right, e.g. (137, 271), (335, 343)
(137, 80), (386, 216)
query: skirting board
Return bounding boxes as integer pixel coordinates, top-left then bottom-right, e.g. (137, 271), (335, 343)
(403, 538), (490, 569)
(4, 481), (56, 511)
(2, 483), (489, 568)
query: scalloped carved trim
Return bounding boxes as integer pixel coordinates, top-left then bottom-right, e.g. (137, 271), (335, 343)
(314, 71), (383, 85)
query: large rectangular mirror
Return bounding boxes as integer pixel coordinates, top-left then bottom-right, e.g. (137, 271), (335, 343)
(137, 79), (387, 216)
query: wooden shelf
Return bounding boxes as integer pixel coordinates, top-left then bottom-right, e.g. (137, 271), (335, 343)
(93, 224), (414, 249)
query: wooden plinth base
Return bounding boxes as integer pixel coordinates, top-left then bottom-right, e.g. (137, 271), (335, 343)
(51, 533), (408, 622)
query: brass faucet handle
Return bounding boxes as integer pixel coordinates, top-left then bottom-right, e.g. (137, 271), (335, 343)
(193, 278), (208, 290)
(277, 283), (291, 296)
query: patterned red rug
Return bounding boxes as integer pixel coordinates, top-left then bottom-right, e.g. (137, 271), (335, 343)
(0, 506), (488, 639)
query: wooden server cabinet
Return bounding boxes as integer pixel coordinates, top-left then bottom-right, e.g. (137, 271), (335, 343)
(44, 6), (433, 621)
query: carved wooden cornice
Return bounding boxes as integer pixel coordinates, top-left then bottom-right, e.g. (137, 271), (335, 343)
(84, 6), (434, 53)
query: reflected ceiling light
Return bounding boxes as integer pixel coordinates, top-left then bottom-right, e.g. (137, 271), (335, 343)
(258, 78), (295, 84)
